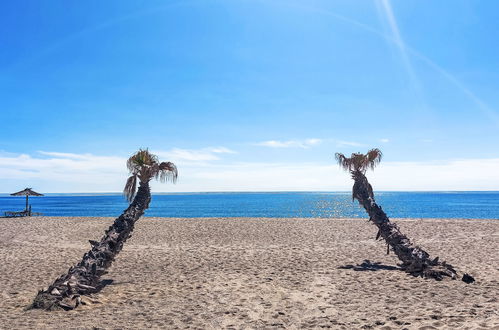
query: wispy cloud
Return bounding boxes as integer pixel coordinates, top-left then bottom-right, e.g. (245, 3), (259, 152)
(2, 151), (499, 192)
(256, 138), (365, 150)
(0, 147), (236, 192)
(380, 138), (390, 143)
(182, 158), (499, 192)
(38, 151), (99, 160)
(0, 151), (125, 192)
(371, 158), (499, 191)
(208, 147), (236, 154)
(256, 138), (322, 149)
(1, 151), (336, 192)
(335, 140), (363, 148)
(154, 147), (236, 163)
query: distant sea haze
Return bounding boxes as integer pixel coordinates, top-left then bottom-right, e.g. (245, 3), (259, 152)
(1, 192), (498, 219)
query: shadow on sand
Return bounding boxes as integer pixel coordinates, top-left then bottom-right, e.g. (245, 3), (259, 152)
(96, 279), (114, 290)
(338, 259), (400, 272)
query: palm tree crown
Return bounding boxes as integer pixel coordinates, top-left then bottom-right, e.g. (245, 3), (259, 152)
(124, 149), (178, 202)
(335, 148), (383, 173)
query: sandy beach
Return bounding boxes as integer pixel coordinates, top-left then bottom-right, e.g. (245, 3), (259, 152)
(0, 217), (497, 329)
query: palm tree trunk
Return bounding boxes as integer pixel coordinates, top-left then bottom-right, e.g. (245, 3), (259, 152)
(350, 170), (464, 281)
(31, 181), (151, 310)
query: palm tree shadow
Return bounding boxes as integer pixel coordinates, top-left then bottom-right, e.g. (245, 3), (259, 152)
(338, 259), (401, 272)
(95, 279), (136, 291)
(95, 279), (114, 291)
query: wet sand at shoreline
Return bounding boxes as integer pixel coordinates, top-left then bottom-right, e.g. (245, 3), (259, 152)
(0, 217), (498, 329)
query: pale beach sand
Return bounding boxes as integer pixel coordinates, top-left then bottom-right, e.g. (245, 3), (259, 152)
(0, 217), (497, 329)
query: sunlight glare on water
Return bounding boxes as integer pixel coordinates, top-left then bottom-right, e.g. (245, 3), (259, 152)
(0, 192), (498, 219)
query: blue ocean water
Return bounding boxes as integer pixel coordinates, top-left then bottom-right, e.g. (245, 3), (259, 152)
(0, 192), (498, 219)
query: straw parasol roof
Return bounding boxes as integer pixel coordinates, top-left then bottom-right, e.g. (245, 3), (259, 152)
(11, 188), (44, 197)
(11, 188), (44, 213)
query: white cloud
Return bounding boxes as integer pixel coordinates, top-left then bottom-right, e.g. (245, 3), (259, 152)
(2, 150), (499, 192)
(256, 138), (322, 149)
(155, 148), (219, 162)
(208, 147), (236, 154)
(0, 147), (235, 193)
(335, 140), (363, 148)
(156, 157), (499, 192)
(305, 138), (322, 145)
(0, 151), (126, 192)
(0, 152), (123, 174)
(368, 158), (499, 191)
(153, 147), (236, 163)
(380, 138), (390, 143)
(37, 151), (95, 160)
(173, 158), (499, 192)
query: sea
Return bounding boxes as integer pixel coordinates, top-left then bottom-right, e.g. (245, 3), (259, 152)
(0, 192), (498, 219)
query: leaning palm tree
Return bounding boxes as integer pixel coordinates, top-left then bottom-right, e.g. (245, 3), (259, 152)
(31, 149), (178, 310)
(335, 148), (473, 282)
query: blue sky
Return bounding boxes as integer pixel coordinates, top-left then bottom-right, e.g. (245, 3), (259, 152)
(1, 0), (499, 192)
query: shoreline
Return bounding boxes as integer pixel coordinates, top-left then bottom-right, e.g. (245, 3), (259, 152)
(2, 216), (498, 221)
(1, 217), (498, 328)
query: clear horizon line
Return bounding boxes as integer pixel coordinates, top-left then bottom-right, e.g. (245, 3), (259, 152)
(2, 190), (499, 195)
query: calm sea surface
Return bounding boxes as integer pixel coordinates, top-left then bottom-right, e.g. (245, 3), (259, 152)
(1, 192), (498, 219)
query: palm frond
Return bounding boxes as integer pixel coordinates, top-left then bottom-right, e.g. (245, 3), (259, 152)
(124, 149), (178, 203)
(127, 149), (159, 174)
(351, 153), (365, 171)
(123, 175), (138, 202)
(335, 153), (351, 171)
(158, 162), (178, 183)
(366, 148), (382, 170)
(334, 148), (383, 173)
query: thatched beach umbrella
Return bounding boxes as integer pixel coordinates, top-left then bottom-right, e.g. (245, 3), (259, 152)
(11, 188), (44, 213)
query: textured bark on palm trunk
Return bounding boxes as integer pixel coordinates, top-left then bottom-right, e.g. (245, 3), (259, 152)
(351, 170), (463, 280)
(31, 182), (151, 310)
